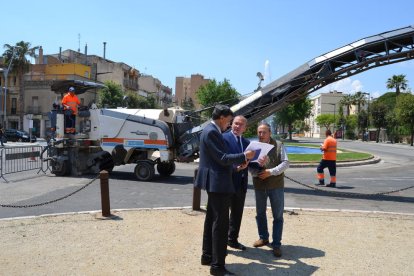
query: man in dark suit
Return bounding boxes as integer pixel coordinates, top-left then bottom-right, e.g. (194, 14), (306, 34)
(223, 115), (250, 251)
(195, 105), (255, 276)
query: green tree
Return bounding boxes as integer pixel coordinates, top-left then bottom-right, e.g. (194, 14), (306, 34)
(375, 92), (397, 109)
(386, 74), (408, 97)
(357, 109), (368, 136)
(122, 91), (156, 109)
(243, 121), (259, 138)
(344, 114), (358, 140)
(370, 101), (388, 143)
(274, 97), (312, 140)
(196, 79), (239, 117)
(385, 111), (399, 143)
(97, 81), (124, 108)
(315, 114), (335, 131)
(339, 94), (354, 116)
(353, 91), (367, 113)
(3, 41), (39, 128)
(395, 93), (414, 146)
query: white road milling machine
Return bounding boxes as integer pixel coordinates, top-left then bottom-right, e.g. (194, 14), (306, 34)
(45, 26), (414, 181)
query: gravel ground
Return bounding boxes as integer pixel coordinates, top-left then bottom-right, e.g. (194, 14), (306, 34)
(0, 208), (413, 276)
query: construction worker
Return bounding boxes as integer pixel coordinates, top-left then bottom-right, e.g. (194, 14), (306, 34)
(61, 87), (80, 134)
(316, 129), (337, 187)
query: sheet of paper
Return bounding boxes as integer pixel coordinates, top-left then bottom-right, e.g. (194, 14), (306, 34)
(244, 141), (274, 162)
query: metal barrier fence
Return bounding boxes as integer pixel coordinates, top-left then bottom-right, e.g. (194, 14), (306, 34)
(0, 145), (45, 182)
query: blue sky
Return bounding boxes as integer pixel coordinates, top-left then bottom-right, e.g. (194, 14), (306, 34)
(3, 0), (414, 99)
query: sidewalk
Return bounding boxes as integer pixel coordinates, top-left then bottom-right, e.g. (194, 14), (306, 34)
(1, 207), (413, 275)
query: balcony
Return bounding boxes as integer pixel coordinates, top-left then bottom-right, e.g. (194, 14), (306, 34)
(26, 106), (43, 115)
(123, 79), (138, 90)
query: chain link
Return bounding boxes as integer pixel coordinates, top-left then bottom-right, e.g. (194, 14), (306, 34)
(2, 173), (412, 208)
(0, 174), (99, 208)
(285, 175), (414, 197)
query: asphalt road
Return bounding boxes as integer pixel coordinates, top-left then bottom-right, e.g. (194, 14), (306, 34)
(1, 139), (413, 219)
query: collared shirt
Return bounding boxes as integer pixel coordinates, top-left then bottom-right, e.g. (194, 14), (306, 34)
(268, 142), (290, 176)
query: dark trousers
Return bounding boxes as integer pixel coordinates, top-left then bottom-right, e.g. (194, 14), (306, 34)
(64, 114), (76, 129)
(202, 192), (232, 268)
(317, 159), (336, 183)
(228, 189), (246, 242)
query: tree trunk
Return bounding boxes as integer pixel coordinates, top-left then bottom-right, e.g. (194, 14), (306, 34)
(376, 128), (380, 143)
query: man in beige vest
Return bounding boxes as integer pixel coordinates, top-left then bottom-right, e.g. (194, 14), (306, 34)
(249, 122), (289, 257)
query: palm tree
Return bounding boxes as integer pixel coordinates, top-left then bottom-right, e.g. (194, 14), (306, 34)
(386, 74), (408, 97)
(3, 41), (39, 128)
(339, 94), (353, 116)
(353, 91), (367, 113)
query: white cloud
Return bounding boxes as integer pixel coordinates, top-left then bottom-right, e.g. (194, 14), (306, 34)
(317, 77), (364, 94)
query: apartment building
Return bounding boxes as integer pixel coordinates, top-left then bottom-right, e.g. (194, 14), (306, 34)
(1, 45), (171, 138)
(138, 74), (173, 107)
(305, 90), (345, 138)
(175, 74), (210, 108)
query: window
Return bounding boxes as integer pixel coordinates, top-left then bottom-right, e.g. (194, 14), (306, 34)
(11, 98), (17, 115)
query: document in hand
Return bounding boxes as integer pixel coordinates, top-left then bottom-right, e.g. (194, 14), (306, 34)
(244, 141), (274, 162)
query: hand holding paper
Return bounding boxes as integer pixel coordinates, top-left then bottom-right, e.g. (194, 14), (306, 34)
(244, 150), (256, 160)
(244, 141), (274, 162)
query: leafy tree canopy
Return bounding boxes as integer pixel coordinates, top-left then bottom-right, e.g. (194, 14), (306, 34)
(315, 114), (335, 130)
(375, 92), (397, 109)
(274, 97), (312, 140)
(196, 79), (240, 108)
(395, 93), (414, 146)
(97, 81), (124, 108)
(386, 74), (408, 96)
(3, 41), (39, 75)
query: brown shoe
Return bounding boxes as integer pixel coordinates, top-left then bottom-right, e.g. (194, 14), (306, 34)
(253, 239), (269, 247)
(273, 247), (282, 257)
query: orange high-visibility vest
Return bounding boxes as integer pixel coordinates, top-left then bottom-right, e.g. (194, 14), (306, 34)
(322, 135), (337, 160)
(62, 93), (80, 115)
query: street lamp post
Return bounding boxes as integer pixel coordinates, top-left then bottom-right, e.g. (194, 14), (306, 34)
(329, 103), (336, 133)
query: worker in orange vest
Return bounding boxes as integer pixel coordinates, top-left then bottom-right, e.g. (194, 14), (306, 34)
(316, 129), (337, 187)
(61, 86), (80, 134)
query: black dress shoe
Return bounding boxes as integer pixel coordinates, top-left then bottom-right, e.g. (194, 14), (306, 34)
(201, 255), (212, 265)
(210, 266), (235, 276)
(227, 240), (246, 250)
(325, 183), (336, 187)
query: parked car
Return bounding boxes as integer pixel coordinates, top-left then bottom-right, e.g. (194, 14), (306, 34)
(4, 129), (37, 143)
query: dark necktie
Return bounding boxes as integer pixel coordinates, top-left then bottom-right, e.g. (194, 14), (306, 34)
(237, 136), (242, 152)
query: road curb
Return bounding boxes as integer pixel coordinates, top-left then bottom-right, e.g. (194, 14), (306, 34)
(3, 203), (414, 223)
(290, 155), (381, 168)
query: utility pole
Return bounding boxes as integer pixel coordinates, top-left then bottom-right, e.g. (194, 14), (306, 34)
(329, 103), (336, 133)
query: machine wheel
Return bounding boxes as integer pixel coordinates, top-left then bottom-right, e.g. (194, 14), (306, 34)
(52, 160), (70, 176)
(99, 152), (115, 172)
(157, 161), (176, 177)
(134, 161), (155, 181)
(18, 138), (23, 142)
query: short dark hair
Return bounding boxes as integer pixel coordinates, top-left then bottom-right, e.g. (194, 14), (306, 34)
(326, 129), (332, 136)
(212, 104), (233, 120)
